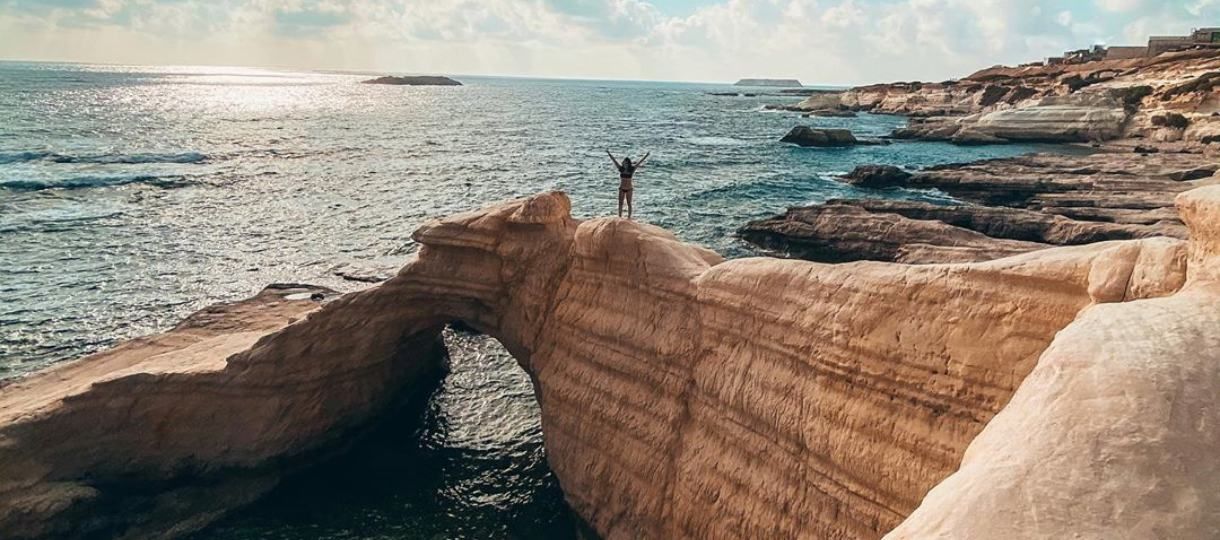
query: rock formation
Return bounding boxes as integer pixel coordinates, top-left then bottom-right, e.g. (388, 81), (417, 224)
(886, 186), (1220, 539)
(741, 151), (1215, 263)
(826, 49), (1220, 144)
(780, 126), (886, 147)
(781, 126), (859, 147)
(361, 75), (462, 86)
(2, 188), (1218, 539)
(839, 165), (913, 188)
(0, 284), (450, 539)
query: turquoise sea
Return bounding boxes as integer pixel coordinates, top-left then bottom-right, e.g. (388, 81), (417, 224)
(0, 62), (1058, 538)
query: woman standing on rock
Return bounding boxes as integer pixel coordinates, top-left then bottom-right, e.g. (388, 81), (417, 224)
(606, 150), (649, 219)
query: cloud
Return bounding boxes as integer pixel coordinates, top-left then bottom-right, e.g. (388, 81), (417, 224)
(0, 0), (1213, 84)
(274, 3), (353, 37)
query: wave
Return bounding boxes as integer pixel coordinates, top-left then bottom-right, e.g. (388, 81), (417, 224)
(686, 136), (750, 147)
(0, 151), (54, 164)
(0, 151), (207, 165)
(0, 174), (191, 192)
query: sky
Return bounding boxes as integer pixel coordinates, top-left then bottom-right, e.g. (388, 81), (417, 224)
(1, 0), (1218, 85)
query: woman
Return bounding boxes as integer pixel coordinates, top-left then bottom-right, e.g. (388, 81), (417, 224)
(606, 150), (650, 218)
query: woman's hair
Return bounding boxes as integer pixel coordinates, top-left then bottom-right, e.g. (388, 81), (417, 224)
(622, 157), (633, 165)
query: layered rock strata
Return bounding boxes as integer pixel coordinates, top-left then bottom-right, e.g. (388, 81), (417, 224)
(0, 284), (451, 538)
(815, 49), (1220, 144)
(4, 189), (1218, 539)
(886, 186), (1220, 539)
(741, 150), (1215, 263)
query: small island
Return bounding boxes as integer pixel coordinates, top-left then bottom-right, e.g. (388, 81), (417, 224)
(361, 75), (462, 86)
(734, 78), (802, 87)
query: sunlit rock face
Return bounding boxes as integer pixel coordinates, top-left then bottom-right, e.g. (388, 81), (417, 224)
(886, 186), (1220, 539)
(837, 49), (1220, 144)
(3, 189), (1218, 539)
(0, 284), (451, 539)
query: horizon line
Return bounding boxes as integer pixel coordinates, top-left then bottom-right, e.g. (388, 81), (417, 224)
(0, 57), (860, 89)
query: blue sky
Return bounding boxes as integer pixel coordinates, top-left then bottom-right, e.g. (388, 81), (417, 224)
(1, 0), (1217, 84)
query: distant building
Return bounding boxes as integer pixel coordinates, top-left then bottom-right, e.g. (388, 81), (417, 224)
(1105, 46), (1149, 60)
(1046, 27), (1220, 66)
(1147, 27), (1220, 56)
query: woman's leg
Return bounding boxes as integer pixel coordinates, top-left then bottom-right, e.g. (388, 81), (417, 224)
(618, 189), (625, 217)
(626, 190), (634, 219)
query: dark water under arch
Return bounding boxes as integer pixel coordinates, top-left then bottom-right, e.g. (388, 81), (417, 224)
(196, 329), (580, 540)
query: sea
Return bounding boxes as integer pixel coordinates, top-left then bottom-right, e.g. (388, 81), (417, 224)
(0, 62), (1060, 539)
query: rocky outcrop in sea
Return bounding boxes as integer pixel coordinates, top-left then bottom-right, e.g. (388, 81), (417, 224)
(361, 75), (462, 86)
(741, 150), (1214, 263)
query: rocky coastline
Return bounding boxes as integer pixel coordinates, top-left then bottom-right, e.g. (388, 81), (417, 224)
(3, 188), (1220, 539)
(748, 48), (1220, 264)
(4, 50), (1220, 540)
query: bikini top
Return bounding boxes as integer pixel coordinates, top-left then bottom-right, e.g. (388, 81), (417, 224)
(618, 162), (637, 177)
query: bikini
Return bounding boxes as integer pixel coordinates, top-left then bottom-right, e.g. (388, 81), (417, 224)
(618, 163), (636, 192)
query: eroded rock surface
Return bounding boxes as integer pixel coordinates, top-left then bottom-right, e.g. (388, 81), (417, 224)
(0, 284), (450, 539)
(780, 126), (859, 147)
(837, 49), (1220, 144)
(886, 186), (1220, 539)
(742, 151), (1214, 263)
(2, 189), (1218, 540)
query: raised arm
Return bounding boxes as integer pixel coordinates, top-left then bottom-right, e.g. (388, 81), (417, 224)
(636, 152), (651, 167)
(606, 150), (621, 168)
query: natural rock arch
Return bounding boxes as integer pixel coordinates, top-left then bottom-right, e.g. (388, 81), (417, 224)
(2, 188), (1219, 539)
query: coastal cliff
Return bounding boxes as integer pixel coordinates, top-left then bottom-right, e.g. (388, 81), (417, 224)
(796, 49), (1220, 144)
(3, 188), (1218, 538)
(751, 47), (1220, 265)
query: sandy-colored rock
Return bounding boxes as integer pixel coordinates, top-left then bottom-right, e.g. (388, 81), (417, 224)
(738, 201), (1047, 263)
(795, 91), (845, 111)
(4, 189), (1215, 540)
(846, 49), (1220, 143)
(741, 151), (1208, 264)
(885, 186), (1220, 539)
(739, 198), (1183, 264)
(0, 284), (450, 539)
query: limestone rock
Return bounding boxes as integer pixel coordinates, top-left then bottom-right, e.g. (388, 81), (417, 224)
(0, 284), (449, 538)
(738, 202), (1047, 263)
(739, 198), (1184, 264)
(795, 91), (845, 111)
(885, 186), (1220, 539)
(1, 188), (1216, 540)
(840, 49), (1220, 142)
(968, 93), (1129, 142)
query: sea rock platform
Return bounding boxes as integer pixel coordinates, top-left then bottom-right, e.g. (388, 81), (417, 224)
(3, 186), (1220, 539)
(741, 148), (1216, 263)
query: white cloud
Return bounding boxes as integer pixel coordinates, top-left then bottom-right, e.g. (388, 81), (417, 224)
(0, 0), (1212, 84)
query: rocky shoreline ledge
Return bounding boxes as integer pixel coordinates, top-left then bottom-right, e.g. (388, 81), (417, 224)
(741, 148), (1217, 263)
(748, 48), (1220, 264)
(2, 187), (1220, 539)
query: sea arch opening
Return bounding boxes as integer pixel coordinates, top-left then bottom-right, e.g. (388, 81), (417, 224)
(196, 321), (581, 539)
